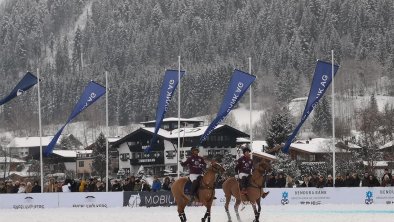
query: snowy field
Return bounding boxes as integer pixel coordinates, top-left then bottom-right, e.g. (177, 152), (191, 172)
(2, 204), (393, 222)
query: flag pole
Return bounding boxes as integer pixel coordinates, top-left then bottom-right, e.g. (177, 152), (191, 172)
(105, 71), (109, 192)
(331, 50), (336, 186)
(177, 56), (181, 179)
(248, 57), (253, 150)
(37, 68), (44, 193)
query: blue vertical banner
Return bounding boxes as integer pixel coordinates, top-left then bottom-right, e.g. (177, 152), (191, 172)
(200, 69), (256, 144)
(282, 60), (340, 153)
(0, 72), (38, 106)
(44, 81), (106, 156)
(145, 69), (185, 153)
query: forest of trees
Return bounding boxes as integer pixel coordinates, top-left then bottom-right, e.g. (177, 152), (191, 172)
(1, 0), (394, 140)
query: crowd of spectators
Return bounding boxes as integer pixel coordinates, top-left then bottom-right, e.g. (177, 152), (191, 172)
(266, 168), (394, 188)
(1, 168), (393, 193)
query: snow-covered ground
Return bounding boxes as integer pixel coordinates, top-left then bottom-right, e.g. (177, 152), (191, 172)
(1, 204), (393, 222)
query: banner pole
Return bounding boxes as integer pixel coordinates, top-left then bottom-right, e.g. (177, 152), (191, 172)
(332, 50), (336, 186)
(37, 68), (44, 193)
(177, 56), (181, 179)
(249, 57), (253, 151)
(105, 71), (109, 192)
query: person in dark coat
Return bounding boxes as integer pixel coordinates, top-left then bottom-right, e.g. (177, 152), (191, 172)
(344, 173), (354, 187)
(123, 178), (134, 191)
(0, 181), (7, 193)
(31, 181), (41, 193)
(180, 146), (206, 198)
(162, 177), (171, 191)
(316, 175), (325, 188)
(111, 179), (123, 191)
(325, 175), (334, 187)
(361, 172), (370, 187)
(276, 173), (287, 188)
(367, 175), (380, 187)
(266, 173), (277, 188)
(235, 146), (253, 194)
(335, 174), (345, 187)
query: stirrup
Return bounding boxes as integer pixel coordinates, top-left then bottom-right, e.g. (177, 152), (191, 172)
(262, 191), (270, 198)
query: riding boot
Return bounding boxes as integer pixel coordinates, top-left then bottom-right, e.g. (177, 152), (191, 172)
(190, 179), (199, 201)
(241, 176), (248, 194)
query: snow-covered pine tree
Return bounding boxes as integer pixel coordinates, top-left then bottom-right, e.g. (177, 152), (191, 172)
(272, 151), (300, 179)
(92, 132), (106, 180)
(311, 96), (332, 137)
(357, 94), (384, 172)
(266, 107), (293, 149)
(221, 152), (236, 177)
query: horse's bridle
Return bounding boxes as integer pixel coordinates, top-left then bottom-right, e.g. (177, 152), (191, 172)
(199, 163), (223, 190)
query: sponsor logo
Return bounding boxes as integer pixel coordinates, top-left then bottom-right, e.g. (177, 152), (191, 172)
(281, 192), (289, 205)
(365, 191), (373, 205)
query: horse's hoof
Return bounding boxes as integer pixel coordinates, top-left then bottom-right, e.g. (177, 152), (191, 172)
(262, 191), (270, 198)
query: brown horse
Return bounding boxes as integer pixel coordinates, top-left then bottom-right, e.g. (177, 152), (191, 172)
(171, 162), (225, 222)
(222, 160), (271, 222)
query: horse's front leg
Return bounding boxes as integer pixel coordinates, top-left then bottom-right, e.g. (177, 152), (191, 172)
(201, 205), (211, 222)
(178, 212), (187, 222)
(257, 197), (261, 213)
(251, 202), (260, 222)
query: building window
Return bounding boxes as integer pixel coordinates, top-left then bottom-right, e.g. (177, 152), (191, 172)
(120, 153), (130, 161)
(166, 151), (175, 159)
(310, 154), (316, 161)
(79, 161), (84, 167)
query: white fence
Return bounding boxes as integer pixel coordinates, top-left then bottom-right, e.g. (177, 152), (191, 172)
(0, 187), (393, 209)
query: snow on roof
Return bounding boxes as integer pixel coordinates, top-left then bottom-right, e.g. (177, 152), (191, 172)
(380, 141), (394, 150)
(7, 136), (61, 148)
(237, 138), (250, 143)
(249, 140), (276, 160)
(141, 117), (203, 124)
(108, 137), (121, 143)
(347, 142), (361, 149)
(143, 125), (224, 138)
(362, 161), (388, 167)
(0, 157), (26, 163)
(52, 150), (92, 158)
(290, 138), (346, 153)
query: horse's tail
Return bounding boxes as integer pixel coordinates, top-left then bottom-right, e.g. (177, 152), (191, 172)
(171, 177), (190, 207)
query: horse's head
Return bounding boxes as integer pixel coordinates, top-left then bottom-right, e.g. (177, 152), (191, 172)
(254, 160), (271, 174)
(209, 161), (225, 174)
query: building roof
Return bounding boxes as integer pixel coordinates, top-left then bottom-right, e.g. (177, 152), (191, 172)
(380, 141), (394, 150)
(6, 135), (66, 148)
(140, 117), (203, 124)
(112, 124), (249, 147)
(0, 157), (26, 163)
(250, 140), (276, 160)
(362, 161), (389, 167)
(289, 138), (348, 154)
(52, 150), (92, 158)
